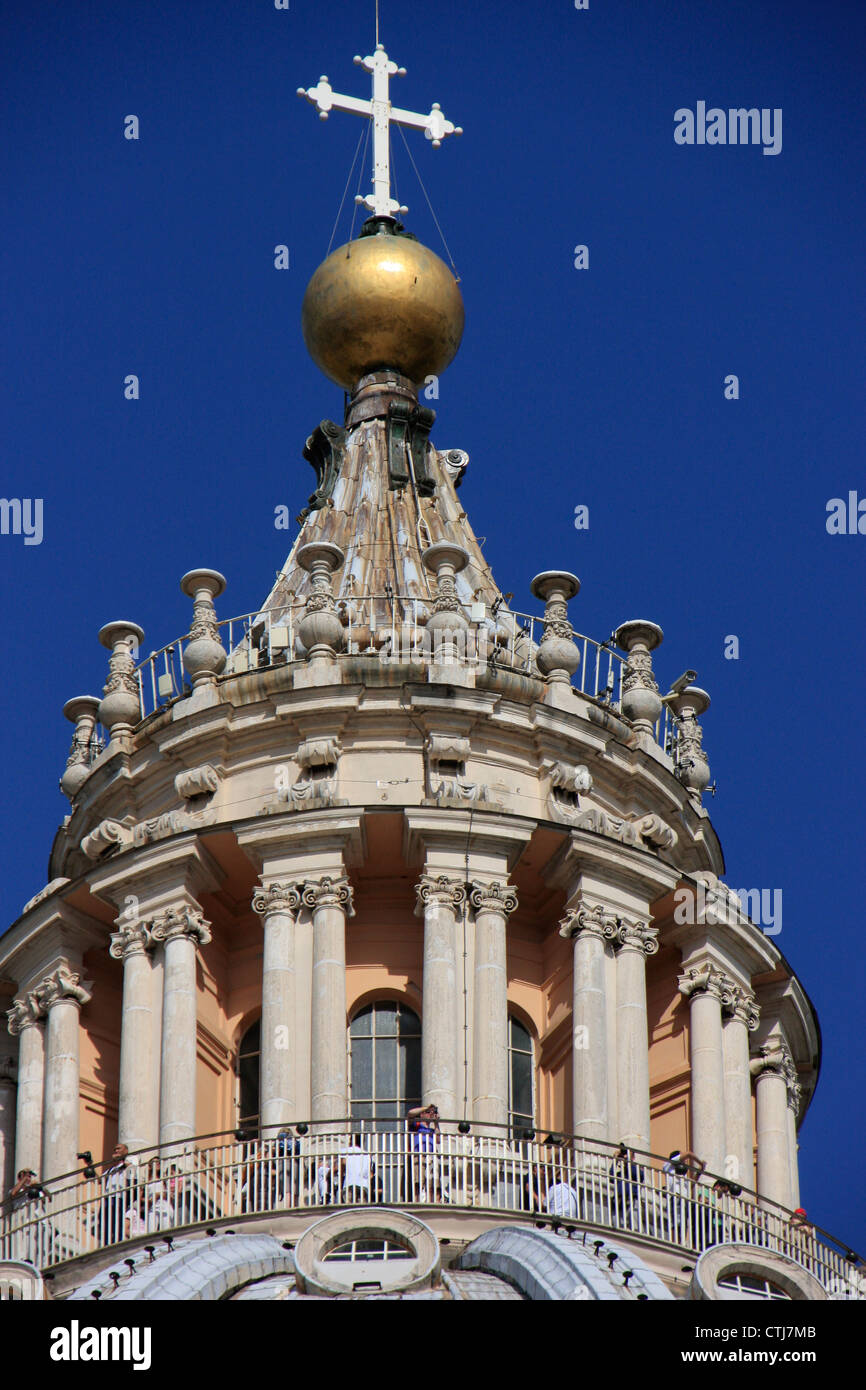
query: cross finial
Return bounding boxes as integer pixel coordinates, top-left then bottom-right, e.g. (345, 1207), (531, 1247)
(298, 46), (462, 219)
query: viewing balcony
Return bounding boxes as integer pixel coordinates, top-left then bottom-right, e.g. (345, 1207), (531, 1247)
(3, 1126), (861, 1297)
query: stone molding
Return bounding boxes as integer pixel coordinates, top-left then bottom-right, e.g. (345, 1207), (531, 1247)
(108, 917), (154, 961)
(469, 880), (518, 916)
(34, 966), (92, 1012)
(174, 764), (222, 801)
(301, 876), (355, 916)
(251, 882), (303, 918)
(571, 807), (677, 853)
(148, 905), (212, 948)
(414, 874), (466, 914)
(81, 818), (133, 860)
(22, 878), (70, 915)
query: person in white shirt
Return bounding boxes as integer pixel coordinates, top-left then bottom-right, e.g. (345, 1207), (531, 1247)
(341, 1135), (374, 1201)
(545, 1179), (579, 1219)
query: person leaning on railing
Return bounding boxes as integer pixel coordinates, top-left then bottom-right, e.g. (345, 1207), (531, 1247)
(609, 1142), (646, 1217)
(6, 1168), (48, 1262)
(406, 1105), (450, 1203)
(100, 1144), (138, 1244)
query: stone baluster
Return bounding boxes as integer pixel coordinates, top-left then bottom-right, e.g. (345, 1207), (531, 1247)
(722, 986), (760, 1189)
(750, 1038), (796, 1209)
(421, 541), (470, 666)
(7, 997), (45, 1179)
(559, 901), (618, 1143)
(59, 696), (102, 801)
(677, 964), (729, 1176)
(180, 569), (228, 688)
(529, 571), (581, 688)
(150, 906), (212, 1150)
(97, 621), (145, 743)
(614, 917), (659, 1149)
(252, 882), (302, 1133)
(669, 686), (712, 799)
(109, 913), (156, 1152)
(614, 621), (664, 736)
(35, 967), (92, 1183)
(469, 880), (517, 1129)
(415, 874), (466, 1120)
(297, 542), (346, 664)
(302, 877), (354, 1124)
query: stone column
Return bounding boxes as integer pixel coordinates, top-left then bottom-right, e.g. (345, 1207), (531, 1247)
(678, 964), (729, 1176)
(750, 1039), (794, 1209)
(109, 914), (156, 1152)
(150, 906), (212, 1149)
(303, 877), (354, 1125)
(7, 999), (44, 1178)
(786, 1082), (802, 1211)
(252, 882), (301, 1133)
(559, 902), (617, 1142)
(37, 968), (92, 1183)
(614, 917), (659, 1149)
(0, 1052), (16, 1197)
(416, 874), (466, 1120)
(722, 986), (760, 1189)
(469, 880), (517, 1129)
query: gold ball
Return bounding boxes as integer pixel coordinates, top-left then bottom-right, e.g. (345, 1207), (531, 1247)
(302, 230), (464, 391)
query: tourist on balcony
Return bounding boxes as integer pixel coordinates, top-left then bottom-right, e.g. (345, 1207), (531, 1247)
(101, 1144), (137, 1244)
(143, 1159), (174, 1232)
(545, 1171), (579, 1219)
(270, 1127), (301, 1207)
(406, 1104), (450, 1203)
(610, 1143), (646, 1219)
(341, 1134), (374, 1203)
(7, 1168), (47, 1263)
(124, 1193), (148, 1240)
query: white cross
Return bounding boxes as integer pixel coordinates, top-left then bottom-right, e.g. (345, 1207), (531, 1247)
(297, 44), (462, 219)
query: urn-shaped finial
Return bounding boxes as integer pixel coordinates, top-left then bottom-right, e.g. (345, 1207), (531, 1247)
(297, 542), (345, 658)
(97, 622), (145, 737)
(181, 569), (228, 687)
(669, 686), (711, 797)
(422, 542), (470, 663)
(60, 696), (101, 800)
(530, 571), (581, 684)
(614, 620), (664, 734)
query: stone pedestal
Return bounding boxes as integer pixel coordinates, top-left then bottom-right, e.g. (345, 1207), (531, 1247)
(470, 881), (517, 1129)
(252, 883), (301, 1132)
(416, 875), (465, 1119)
(150, 906), (212, 1150)
(303, 878), (354, 1124)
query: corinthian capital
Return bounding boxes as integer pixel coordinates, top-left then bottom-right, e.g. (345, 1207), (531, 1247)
(559, 900), (619, 943)
(677, 963), (735, 1004)
(469, 880), (518, 916)
(302, 876), (355, 916)
(750, 1036), (798, 1098)
(724, 985), (761, 1031)
(7, 995), (44, 1036)
(35, 966), (92, 1012)
(616, 917), (659, 957)
(109, 916), (154, 961)
(252, 882), (302, 919)
(149, 905), (212, 947)
(415, 874), (466, 915)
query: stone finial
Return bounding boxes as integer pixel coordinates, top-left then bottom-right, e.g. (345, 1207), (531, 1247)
(469, 880), (518, 915)
(614, 621), (664, 735)
(180, 570), (228, 688)
(415, 874), (466, 915)
(421, 541), (470, 664)
(529, 571), (581, 685)
(251, 882), (303, 918)
(60, 696), (102, 801)
(97, 622), (145, 738)
(301, 876), (355, 915)
(669, 686), (711, 798)
(296, 542), (346, 659)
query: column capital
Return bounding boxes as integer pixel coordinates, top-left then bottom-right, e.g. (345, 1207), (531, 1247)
(558, 900), (619, 943)
(34, 965), (92, 1012)
(724, 984), (761, 1031)
(677, 962), (735, 1004)
(7, 995), (44, 1036)
(616, 917), (659, 957)
(252, 881), (303, 918)
(109, 916), (154, 961)
(415, 873), (466, 915)
(750, 1036), (799, 1111)
(302, 875), (355, 916)
(149, 904), (212, 947)
(469, 879), (518, 915)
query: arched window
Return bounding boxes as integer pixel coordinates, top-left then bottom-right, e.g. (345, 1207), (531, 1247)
(237, 1019), (261, 1131)
(349, 1001), (421, 1131)
(508, 1015), (534, 1136)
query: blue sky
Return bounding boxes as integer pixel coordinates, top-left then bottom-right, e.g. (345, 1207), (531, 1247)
(1, 0), (864, 1250)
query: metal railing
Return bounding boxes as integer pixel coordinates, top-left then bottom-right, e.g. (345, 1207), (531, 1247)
(1, 1126), (861, 1296)
(132, 597), (630, 724)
